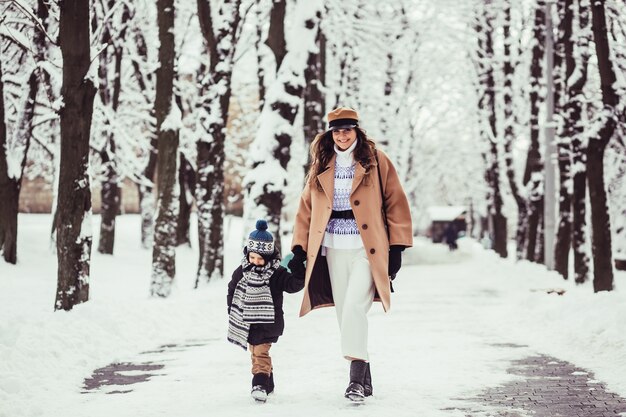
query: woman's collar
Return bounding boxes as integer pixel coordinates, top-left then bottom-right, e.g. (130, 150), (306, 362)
(334, 140), (357, 166)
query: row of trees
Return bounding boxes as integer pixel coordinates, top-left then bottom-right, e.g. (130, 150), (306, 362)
(0, 0), (624, 311)
(475, 0), (625, 291)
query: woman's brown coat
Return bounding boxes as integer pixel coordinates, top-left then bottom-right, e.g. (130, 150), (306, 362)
(291, 148), (413, 316)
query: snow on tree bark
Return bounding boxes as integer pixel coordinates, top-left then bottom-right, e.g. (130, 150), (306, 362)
(587, 0), (618, 292)
(502, 3), (528, 261)
(0, 0), (50, 264)
(303, 27), (325, 175)
(0, 56), (16, 264)
(565, 0), (592, 284)
(243, 0), (323, 253)
(523, 1), (546, 263)
(552, 0), (573, 278)
(177, 154), (195, 246)
(254, 0), (267, 111)
(194, 0), (242, 285)
(96, 1), (129, 255)
(133, 25), (158, 250)
(55, 0), (97, 311)
(476, 1), (507, 258)
(151, 0), (179, 298)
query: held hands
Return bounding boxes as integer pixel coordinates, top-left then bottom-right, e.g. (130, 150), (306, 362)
(288, 245), (307, 278)
(291, 245), (307, 263)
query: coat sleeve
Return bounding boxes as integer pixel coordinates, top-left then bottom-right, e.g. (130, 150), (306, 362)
(227, 266), (243, 311)
(275, 266), (305, 294)
(378, 150), (413, 248)
(291, 180), (313, 252)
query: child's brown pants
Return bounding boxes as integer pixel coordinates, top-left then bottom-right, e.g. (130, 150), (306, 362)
(249, 343), (272, 375)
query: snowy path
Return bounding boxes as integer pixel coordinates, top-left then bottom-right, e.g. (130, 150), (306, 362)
(73, 249), (626, 417)
(2, 215), (626, 417)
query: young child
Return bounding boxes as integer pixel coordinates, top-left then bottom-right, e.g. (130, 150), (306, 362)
(227, 219), (306, 402)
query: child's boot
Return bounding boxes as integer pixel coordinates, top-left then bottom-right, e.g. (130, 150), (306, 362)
(251, 373), (269, 402)
(267, 372), (275, 394)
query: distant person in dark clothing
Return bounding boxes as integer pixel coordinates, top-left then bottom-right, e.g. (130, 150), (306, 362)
(444, 223), (458, 251)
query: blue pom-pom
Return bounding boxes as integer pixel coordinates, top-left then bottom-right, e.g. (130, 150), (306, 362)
(256, 219), (268, 231)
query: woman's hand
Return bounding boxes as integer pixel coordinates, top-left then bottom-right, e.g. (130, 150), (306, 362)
(388, 245), (404, 277)
(288, 245), (307, 279)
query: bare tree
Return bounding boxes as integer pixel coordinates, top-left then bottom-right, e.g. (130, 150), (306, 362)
(150, 0), (180, 297)
(194, 0), (242, 285)
(242, 0), (323, 252)
(55, 0), (97, 311)
(0, 0), (53, 264)
(302, 24), (325, 174)
(587, 0), (619, 292)
(133, 20), (158, 249)
(476, 0), (507, 258)
(502, 3), (527, 260)
(564, 0), (592, 284)
(523, 0), (546, 263)
(553, 0), (573, 278)
(96, 1), (132, 255)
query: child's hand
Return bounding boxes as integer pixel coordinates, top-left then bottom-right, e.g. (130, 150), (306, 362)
(291, 245), (307, 263)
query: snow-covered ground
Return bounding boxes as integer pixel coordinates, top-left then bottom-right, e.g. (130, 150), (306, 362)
(1, 214), (625, 417)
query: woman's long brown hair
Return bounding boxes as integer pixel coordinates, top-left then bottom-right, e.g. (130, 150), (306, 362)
(306, 127), (377, 191)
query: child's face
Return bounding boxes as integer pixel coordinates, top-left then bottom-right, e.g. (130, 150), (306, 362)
(248, 252), (266, 266)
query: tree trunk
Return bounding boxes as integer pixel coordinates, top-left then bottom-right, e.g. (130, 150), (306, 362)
(195, 0), (242, 285)
(303, 28), (325, 175)
(502, 4), (526, 260)
(97, 147), (120, 254)
(254, 0), (266, 110)
(243, 1), (323, 253)
(566, 0), (591, 284)
(55, 0), (97, 311)
(523, 1), (546, 263)
(134, 27), (158, 249)
(0, 0), (51, 264)
(553, 0), (573, 278)
(476, 2), (507, 258)
(587, 0), (618, 292)
(0, 66), (38, 264)
(177, 154), (195, 246)
(150, 0), (179, 297)
(97, 2), (128, 255)
(265, 0), (287, 69)
(0, 57), (17, 264)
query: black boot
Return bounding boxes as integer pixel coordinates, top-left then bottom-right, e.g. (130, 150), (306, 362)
(251, 373), (269, 402)
(267, 372), (275, 394)
(344, 360), (367, 402)
(364, 362), (372, 397)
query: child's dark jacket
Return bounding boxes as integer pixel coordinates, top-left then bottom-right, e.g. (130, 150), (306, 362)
(227, 265), (304, 345)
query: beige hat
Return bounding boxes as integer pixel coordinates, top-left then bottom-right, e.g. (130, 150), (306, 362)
(327, 107), (359, 130)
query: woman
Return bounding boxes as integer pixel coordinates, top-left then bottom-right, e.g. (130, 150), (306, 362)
(290, 107), (413, 401)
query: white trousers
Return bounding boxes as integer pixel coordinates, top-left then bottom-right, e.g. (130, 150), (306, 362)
(326, 247), (375, 361)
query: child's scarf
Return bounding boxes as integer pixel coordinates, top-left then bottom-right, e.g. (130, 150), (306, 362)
(227, 256), (280, 350)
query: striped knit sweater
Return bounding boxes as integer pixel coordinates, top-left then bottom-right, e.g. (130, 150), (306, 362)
(322, 140), (363, 250)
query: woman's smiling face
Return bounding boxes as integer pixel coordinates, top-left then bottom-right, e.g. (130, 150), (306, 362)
(332, 127), (357, 151)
